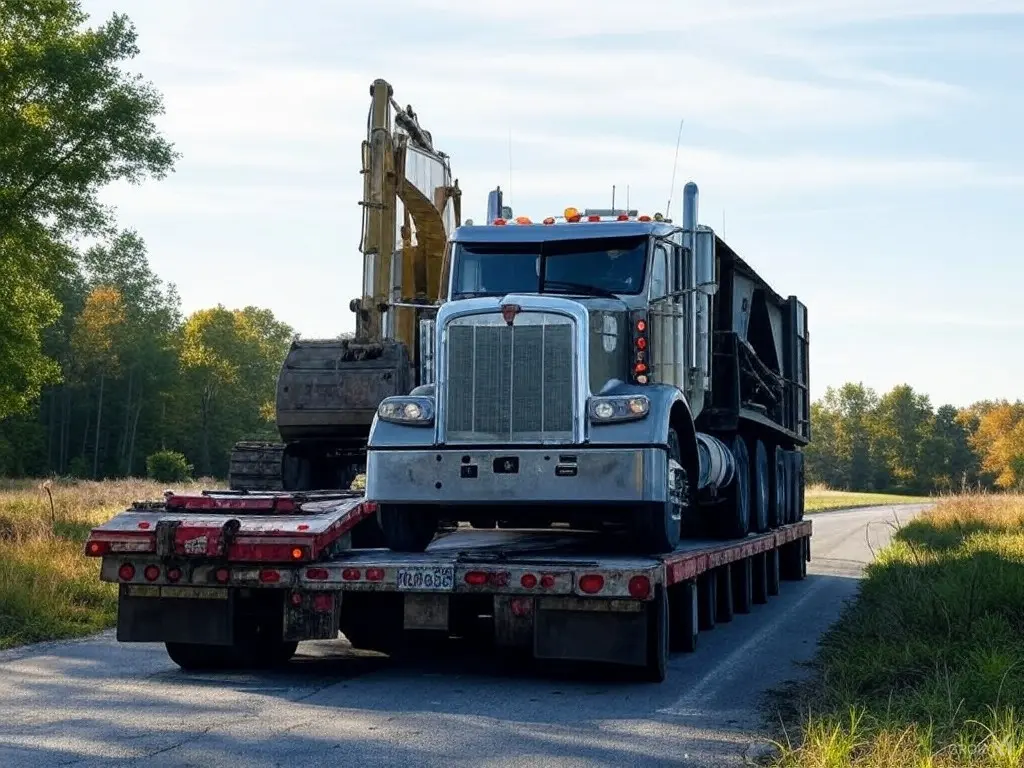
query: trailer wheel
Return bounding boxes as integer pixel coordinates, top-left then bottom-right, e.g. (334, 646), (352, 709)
(379, 504), (439, 552)
(642, 586), (669, 682)
(751, 439), (770, 533)
(635, 428), (683, 554)
(165, 642), (231, 671)
(719, 435), (750, 538)
(770, 445), (787, 528)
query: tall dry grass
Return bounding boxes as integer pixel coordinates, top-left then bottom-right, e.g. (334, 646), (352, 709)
(0, 477), (221, 649)
(771, 493), (1024, 767)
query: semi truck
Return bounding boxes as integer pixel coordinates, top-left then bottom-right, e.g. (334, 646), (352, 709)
(82, 78), (813, 682)
(367, 185), (810, 556)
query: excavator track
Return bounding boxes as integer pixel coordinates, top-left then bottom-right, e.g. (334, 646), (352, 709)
(227, 441), (285, 491)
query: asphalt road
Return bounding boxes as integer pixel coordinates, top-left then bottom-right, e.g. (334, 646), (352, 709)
(0, 503), (929, 768)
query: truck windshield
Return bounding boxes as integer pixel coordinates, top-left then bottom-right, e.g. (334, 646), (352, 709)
(450, 235), (648, 299)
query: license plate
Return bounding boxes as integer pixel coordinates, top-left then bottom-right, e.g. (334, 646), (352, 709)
(395, 566), (455, 592)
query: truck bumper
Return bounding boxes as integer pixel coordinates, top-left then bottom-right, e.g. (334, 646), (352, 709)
(366, 447), (667, 504)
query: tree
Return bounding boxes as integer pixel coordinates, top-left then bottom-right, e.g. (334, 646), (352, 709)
(71, 284), (126, 477)
(970, 402), (1024, 490)
(0, 0), (177, 419)
(868, 384), (933, 493)
(174, 306), (292, 477)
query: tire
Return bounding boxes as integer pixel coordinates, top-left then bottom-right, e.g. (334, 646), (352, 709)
(379, 504), (439, 552)
(770, 445), (787, 528)
(165, 642), (231, 671)
(752, 439), (770, 533)
(634, 428), (684, 554)
(719, 435), (750, 538)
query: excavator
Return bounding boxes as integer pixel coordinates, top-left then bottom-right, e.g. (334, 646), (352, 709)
(227, 78), (462, 499)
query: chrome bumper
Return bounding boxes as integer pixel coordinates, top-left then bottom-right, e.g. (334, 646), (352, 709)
(365, 447), (667, 505)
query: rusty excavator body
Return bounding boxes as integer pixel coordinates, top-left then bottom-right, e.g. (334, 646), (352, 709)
(228, 78), (461, 495)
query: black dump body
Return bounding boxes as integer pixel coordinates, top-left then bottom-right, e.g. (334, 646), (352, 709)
(697, 236), (810, 447)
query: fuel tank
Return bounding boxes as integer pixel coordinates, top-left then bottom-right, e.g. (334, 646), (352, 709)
(275, 338), (414, 443)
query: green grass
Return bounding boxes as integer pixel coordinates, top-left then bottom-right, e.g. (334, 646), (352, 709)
(768, 493), (1024, 767)
(0, 477), (219, 650)
(804, 483), (929, 513)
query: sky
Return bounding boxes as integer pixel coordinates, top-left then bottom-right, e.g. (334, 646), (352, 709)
(80, 0), (1024, 408)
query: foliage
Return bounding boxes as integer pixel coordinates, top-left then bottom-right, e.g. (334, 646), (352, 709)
(0, 0), (177, 422)
(804, 382), (1006, 495)
(145, 449), (192, 483)
(770, 494), (1024, 767)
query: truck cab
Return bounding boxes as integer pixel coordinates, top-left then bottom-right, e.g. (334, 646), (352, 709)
(365, 182), (809, 556)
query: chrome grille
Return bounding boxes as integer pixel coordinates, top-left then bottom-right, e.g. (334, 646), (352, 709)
(444, 312), (575, 442)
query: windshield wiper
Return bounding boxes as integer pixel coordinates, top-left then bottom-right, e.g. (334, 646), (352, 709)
(540, 280), (620, 299)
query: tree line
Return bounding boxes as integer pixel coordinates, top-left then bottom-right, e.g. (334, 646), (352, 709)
(805, 382), (1024, 494)
(0, 1), (295, 479)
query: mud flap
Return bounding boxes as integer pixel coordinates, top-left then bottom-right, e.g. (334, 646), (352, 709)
(533, 597), (647, 667)
(116, 584), (235, 645)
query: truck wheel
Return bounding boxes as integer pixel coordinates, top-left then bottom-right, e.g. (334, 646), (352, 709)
(635, 428), (683, 554)
(165, 642), (231, 671)
(642, 586), (669, 682)
(770, 445), (787, 527)
(718, 435), (750, 538)
(751, 439), (770, 533)
(379, 504), (439, 552)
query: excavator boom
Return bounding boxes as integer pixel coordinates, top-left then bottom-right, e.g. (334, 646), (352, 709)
(229, 79), (460, 494)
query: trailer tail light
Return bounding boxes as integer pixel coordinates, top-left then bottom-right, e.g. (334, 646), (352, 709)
(628, 575), (652, 599)
(631, 311), (650, 384)
(144, 565), (160, 582)
(166, 567), (182, 583)
(215, 568), (230, 584)
(290, 547), (304, 561)
(259, 569), (281, 584)
(365, 568), (385, 582)
(86, 540), (108, 556)
(306, 568), (329, 580)
(341, 568), (360, 581)
(540, 574), (555, 589)
(510, 597), (532, 617)
(578, 574), (605, 594)
(118, 563), (135, 581)
(464, 570), (488, 586)
(520, 573), (537, 589)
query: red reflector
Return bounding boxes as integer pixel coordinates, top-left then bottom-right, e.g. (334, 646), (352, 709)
(313, 594), (333, 612)
(628, 575), (652, 599)
(617, 214), (629, 221)
(297, 524), (309, 531)
(144, 565), (160, 582)
(464, 570), (488, 586)
(365, 567), (385, 582)
(510, 597), (532, 617)
(636, 337), (647, 350)
(118, 563), (135, 581)
(138, 521), (151, 529)
(341, 568), (361, 581)
(636, 319), (646, 332)
(290, 592), (303, 606)
(306, 567), (329, 580)
(215, 568), (230, 584)
(586, 215), (601, 222)
(520, 573), (537, 589)
(259, 569), (280, 584)
(166, 567), (182, 583)
(578, 574), (605, 594)
(540, 574), (555, 589)
(85, 540), (108, 556)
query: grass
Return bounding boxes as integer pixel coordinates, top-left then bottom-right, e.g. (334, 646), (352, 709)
(804, 482), (929, 513)
(768, 492), (1024, 767)
(0, 477), (220, 650)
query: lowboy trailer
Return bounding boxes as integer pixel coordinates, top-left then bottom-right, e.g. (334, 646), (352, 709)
(86, 491), (810, 681)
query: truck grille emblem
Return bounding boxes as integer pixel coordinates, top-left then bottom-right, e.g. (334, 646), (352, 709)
(501, 303), (521, 325)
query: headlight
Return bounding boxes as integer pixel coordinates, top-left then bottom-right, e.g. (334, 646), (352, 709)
(588, 395), (650, 423)
(377, 396), (434, 426)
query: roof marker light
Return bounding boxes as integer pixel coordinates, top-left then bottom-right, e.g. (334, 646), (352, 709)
(638, 215), (652, 222)
(586, 215), (601, 222)
(514, 216), (532, 225)
(617, 214), (629, 221)
(543, 217), (555, 225)
(563, 207), (581, 222)
(493, 218), (507, 225)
